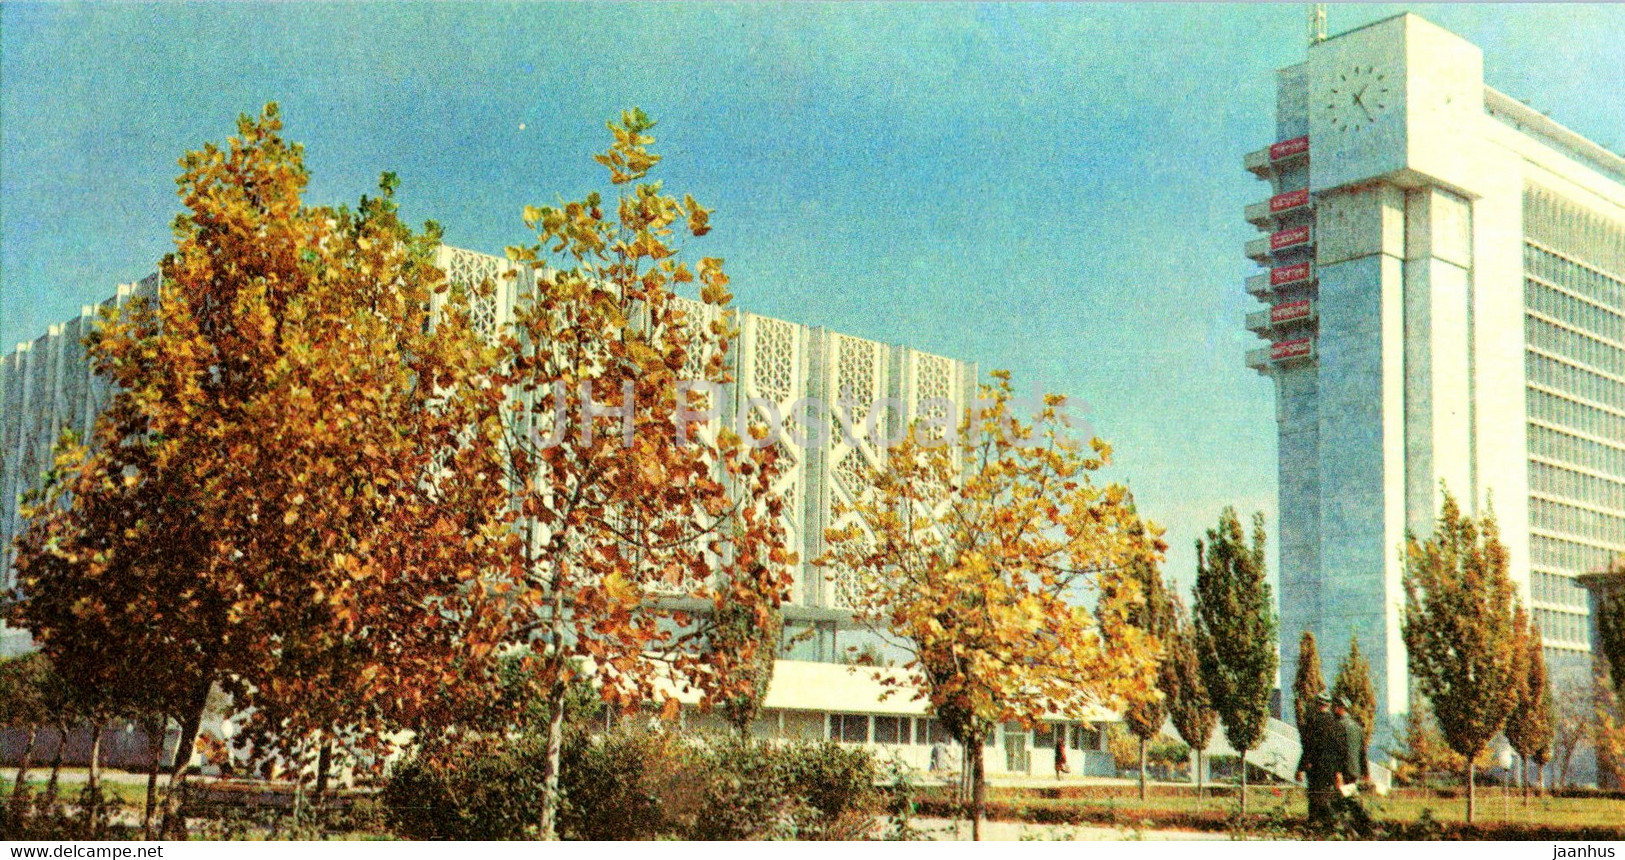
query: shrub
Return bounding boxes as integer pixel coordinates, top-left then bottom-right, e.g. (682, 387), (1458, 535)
(559, 725), (698, 840)
(383, 729), (881, 840)
(382, 737), (547, 840)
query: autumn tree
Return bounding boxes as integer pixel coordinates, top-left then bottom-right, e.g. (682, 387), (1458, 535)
(1192, 507), (1276, 814)
(1166, 599), (1217, 797)
(1291, 631), (1326, 734)
(821, 372), (1163, 840)
(0, 653), (52, 805)
(493, 108), (793, 839)
(8, 104), (512, 835)
(1504, 608), (1552, 802)
(1401, 490), (1522, 823)
(1551, 677), (1591, 789)
(1387, 692), (1465, 786)
(1596, 664), (1625, 791)
(1106, 529), (1176, 800)
(1596, 564), (1625, 702)
(1332, 635), (1377, 750)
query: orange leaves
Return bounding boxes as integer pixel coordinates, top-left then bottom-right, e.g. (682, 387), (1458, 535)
(821, 370), (1165, 742)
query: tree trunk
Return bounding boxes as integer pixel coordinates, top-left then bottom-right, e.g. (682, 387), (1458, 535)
(537, 678), (568, 840)
(315, 739), (333, 801)
(142, 719), (164, 840)
(87, 724), (102, 793)
(44, 722), (67, 802)
(536, 550), (570, 842)
(1196, 749), (1205, 798)
(12, 726), (37, 795)
(1239, 747), (1248, 815)
(1522, 756), (1530, 806)
(160, 679), (213, 838)
(1466, 758), (1476, 824)
(1138, 737), (1148, 801)
(970, 740), (986, 842)
(87, 724), (104, 832)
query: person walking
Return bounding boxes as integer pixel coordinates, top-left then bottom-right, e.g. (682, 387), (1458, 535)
(1294, 691), (1341, 829)
(1054, 728), (1069, 780)
(1333, 695), (1374, 835)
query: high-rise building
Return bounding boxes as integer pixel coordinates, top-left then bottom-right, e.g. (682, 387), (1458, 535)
(1245, 13), (1625, 741)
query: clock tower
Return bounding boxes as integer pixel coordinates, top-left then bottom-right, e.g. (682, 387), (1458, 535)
(1247, 13), (1527, 739)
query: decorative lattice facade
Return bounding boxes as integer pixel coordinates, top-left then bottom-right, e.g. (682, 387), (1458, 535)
(0, 246), (975, 654)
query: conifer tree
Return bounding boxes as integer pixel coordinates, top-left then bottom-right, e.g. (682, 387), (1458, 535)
(1110, 527), (1176, 800)
(1166, 599), (1217, 797)
(1332, 635), (1377, 748)
(1193, 507), (1276, 814)
(1505, 608), (1553, 803)
(1292, 631), (1326, 733)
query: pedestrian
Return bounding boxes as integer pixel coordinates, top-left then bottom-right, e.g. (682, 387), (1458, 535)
(1333, 695), (1374, 836)
(1054, 727), (1069, 779)
(1294, 691), (1341, 829)
(930, 739), (947, 774)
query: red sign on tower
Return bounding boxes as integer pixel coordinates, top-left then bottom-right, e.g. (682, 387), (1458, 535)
(1269, 188), (1310, 214)
(1270, 262), (1314, 287)
(1271, 338), (1313, 361)
(1270, 300), (1313, 324)
(1269, 225), (1312, 251)
(1269, 136), (1310, 161)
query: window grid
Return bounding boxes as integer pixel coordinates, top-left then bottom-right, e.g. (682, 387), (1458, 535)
(1524, 236), (1625, 655)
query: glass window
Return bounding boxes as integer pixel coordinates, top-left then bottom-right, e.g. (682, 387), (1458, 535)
(873, 716), (906, 744)
(833, 713), (870, 743)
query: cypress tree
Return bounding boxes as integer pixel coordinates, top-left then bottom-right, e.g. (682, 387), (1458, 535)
(1193, 507), (1277, 815)
(1332, 635), (1377, 748)
(1292, 631), (1326, 733)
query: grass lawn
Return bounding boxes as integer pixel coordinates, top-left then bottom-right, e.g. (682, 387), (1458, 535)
(964, 784), (1625, 832)
(2, 775), (157, 807)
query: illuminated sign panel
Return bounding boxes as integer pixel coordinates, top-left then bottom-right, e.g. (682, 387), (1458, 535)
(1269, 136), (1310, 161)
(1269, 188), (1311, 214)
(1269, 226), (1312, 251)
(1270, 299), (1313, 324)
(1271, 338), (1313, 361)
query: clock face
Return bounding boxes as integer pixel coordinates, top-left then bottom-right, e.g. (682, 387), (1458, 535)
(1324, 65), (1394, 133)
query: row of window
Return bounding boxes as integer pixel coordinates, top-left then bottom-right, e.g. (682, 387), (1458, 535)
(1529, 460), (1625, 516)
(1530, 569), (1590, 609)
(1528, 352), (1625, 415)
(1527, 314), (1625, 380)
(1526, 245), (1625, 313)
(1529, 423), (1625, 478)
(1530, 535), (1618, 585)
(1528, 278), (1625, 346)
(1531, 497), (1625, 547)
(1534, 607), (1591, 646)
(826, 713), (1101, 749)
(1529, 390), (1625, 447)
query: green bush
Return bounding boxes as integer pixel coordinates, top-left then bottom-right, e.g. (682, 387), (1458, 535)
(383, 728), (880, 840)
(558, 725), (699, 840)
(382, 737), (547, 840)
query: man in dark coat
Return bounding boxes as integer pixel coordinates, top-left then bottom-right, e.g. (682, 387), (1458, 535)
(1294, 691), (1342, 828)
(1333, 695), (1374, 835)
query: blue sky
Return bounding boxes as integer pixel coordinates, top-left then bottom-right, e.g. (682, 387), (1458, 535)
(3, 3), (1623, 591)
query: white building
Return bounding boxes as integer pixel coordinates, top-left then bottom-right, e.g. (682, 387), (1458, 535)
(0, 245), (1134, 776)
(1245, 13), (1625, 742)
